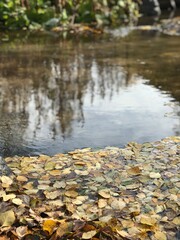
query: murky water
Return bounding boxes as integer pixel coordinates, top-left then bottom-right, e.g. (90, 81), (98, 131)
(0, 30), (179, 157)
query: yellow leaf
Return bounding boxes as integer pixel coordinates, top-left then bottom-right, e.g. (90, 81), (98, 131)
(154, 231), (167, 240)
(43, 219), (57, 235)
(3, 193), (16, 201)
(149, 172), (161, 179)
(116, 230), (129, 238)
(16, 176), (28, 182)
(98, 199), (107, 208)
(82, 230), (97, 239)
(172, 217), (180, 225)
(140, 215), (157, 226)
(49, 170), (61, 176)
(74, 170), (89, 176)
(12, 198), (23, 205)
(65, 190), (78, 198)
(0, 210), (16, 227)
(44, 190), (60, 200)
(1, 176), (13, 187)
(98, 189), (110, 199)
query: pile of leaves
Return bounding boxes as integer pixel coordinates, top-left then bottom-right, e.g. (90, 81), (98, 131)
(0, 136), (179, 239)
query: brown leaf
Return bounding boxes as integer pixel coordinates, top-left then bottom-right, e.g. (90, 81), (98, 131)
(127, 166), (141, 175)
(53, 221), (72, 238)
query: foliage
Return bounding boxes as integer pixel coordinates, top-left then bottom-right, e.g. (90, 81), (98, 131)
(0, 0), (140, 30)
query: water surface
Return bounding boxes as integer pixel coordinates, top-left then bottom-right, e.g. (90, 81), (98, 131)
(0, 31), (179, 156)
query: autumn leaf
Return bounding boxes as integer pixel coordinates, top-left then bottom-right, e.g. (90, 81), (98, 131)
(82, 230), (97, 239)
(53, 221), (72, 238)
(149, 172), (161, 178)
(127, 166), (141, 175)
(154, 231), (167, 240)
(16, 176), (28, 182)
(43, 219), (57, 235)
(0, 210), (16, 227)
(140, 215), (157, 226)
(98, 189), (110, 199)
(16, 226), (28, 238)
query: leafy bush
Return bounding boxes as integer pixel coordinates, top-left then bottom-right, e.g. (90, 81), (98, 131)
(0, 0), (140, 30)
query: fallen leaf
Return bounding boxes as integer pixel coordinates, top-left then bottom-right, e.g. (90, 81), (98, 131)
(44, 191), (60, 200)
(82, 230), (97, 239)
(43, 219), (57, 235)
(98, 199), (107, 208)
(3, 193), (16, 201)
(0, 210), (16, 227)
(127, 166), (141, 175)
(154, 231), (167, 240)
(140, 215), (157, 226)
(53, 181), (66, 188)
(98, 189), (111, 199)
(172, 217), (180, 225)
(16, 176), (28, 182)
(1, 176), (13, 187)
(149, 172), (161, 178)
(116, 230), (129, 238)
(12, 198), (23, 205)
(16, 226), (28, 238)
(54, 221), (72, 238)
(65, 190), (78, 198)
(49, 170), (61, 176)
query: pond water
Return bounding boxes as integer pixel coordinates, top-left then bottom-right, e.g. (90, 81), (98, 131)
(0, 30), (179, 157)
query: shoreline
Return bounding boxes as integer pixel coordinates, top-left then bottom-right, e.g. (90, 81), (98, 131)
(0, 136), (179, 239)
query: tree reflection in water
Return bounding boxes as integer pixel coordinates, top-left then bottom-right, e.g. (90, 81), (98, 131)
(0, 35), (179, 156)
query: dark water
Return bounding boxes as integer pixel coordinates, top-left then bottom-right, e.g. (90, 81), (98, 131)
(0, 30), (179, 157)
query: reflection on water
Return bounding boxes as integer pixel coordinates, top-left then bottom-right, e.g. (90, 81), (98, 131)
(0, 31), (179, 156)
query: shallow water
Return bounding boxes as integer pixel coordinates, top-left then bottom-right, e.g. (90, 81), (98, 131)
(0, 30), (179, 156)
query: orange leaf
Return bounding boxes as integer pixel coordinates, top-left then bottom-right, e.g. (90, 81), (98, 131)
(43, 219), (57, 235)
